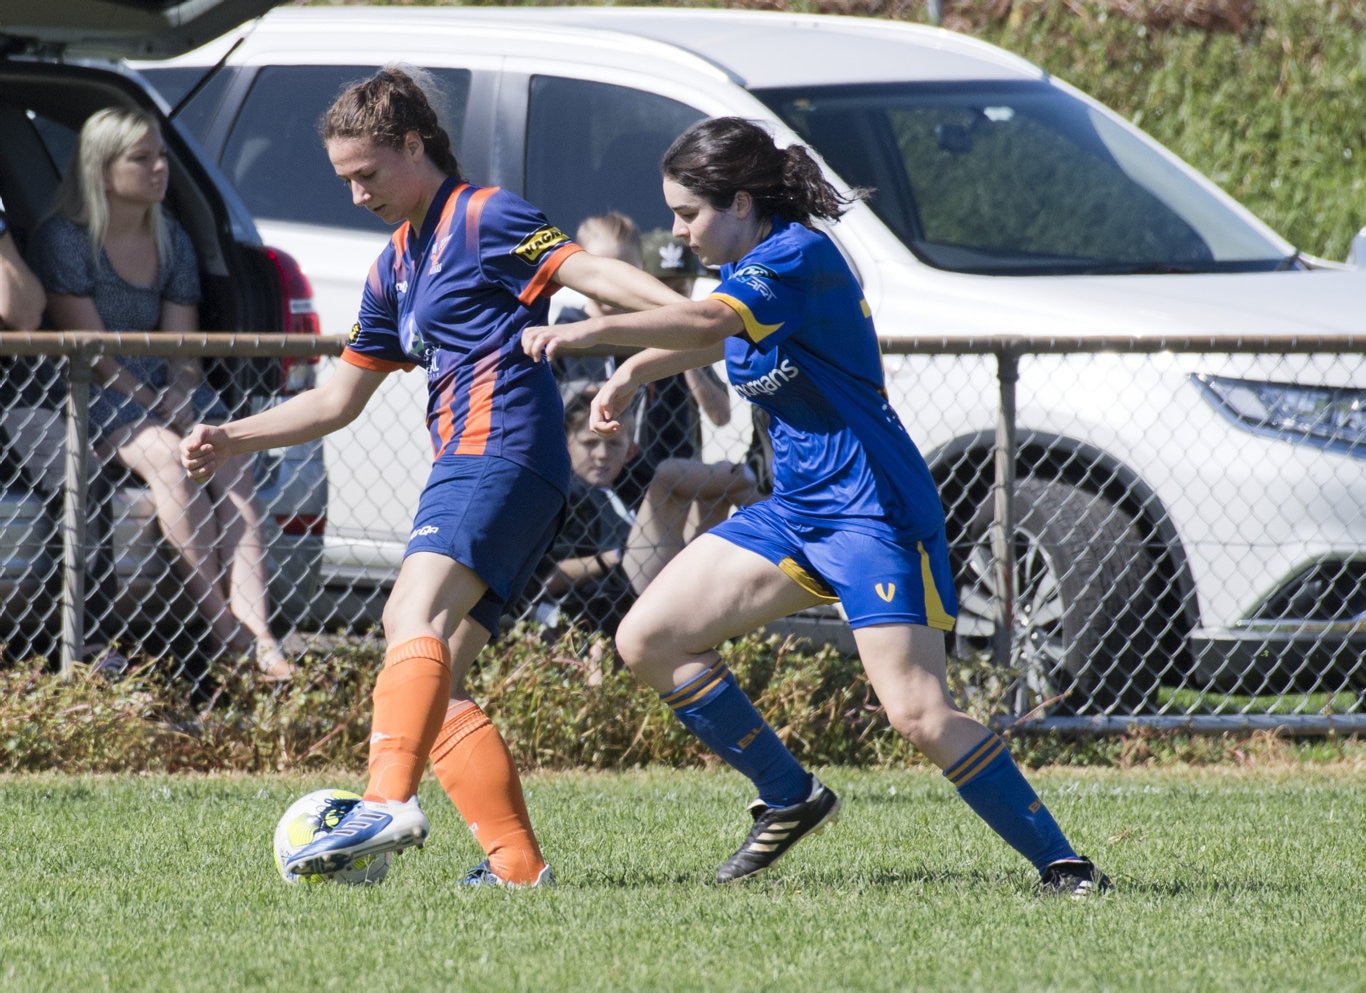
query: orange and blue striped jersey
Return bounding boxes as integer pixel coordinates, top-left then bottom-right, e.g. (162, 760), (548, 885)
(713, 217), (943, 538)
(342, 177), (580, 493)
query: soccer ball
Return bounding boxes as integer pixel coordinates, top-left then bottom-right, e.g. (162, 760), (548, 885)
(273, 788), (391, 886)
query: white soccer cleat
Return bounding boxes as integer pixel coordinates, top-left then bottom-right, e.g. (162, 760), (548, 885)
(283, 796), (428, 877)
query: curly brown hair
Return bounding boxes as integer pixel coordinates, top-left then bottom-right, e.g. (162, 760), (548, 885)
(321, 65), (463, 179)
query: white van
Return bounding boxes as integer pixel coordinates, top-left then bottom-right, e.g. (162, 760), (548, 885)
(136, 5), (1366, 712)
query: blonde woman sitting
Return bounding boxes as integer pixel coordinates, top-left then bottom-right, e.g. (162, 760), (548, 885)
(27, 107), (290, 680)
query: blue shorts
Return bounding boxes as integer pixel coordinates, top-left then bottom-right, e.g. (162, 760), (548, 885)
(406, 455), (566, 633)
(711, 501), (958, 631)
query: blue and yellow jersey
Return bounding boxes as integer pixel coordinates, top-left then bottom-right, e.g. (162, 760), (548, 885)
(343, 177), (579, 494)
(713, 216), (942, 537)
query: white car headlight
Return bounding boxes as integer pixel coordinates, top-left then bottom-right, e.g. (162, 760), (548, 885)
(1194, 373), (1366, 455)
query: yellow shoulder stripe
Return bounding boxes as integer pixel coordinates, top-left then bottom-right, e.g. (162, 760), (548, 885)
(711, 292), (783, 343)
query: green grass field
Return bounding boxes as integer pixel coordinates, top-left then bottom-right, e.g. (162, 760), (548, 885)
(4, 764), (1364, 993)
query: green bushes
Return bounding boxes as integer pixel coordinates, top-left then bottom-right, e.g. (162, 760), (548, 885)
(0, 648), (380, 774)
(7, 627), (1359, 773)
(0, 628), (1014, 773)
(5, 628), (912, 775)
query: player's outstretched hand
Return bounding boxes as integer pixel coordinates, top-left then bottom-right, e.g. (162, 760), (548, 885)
(591, 371), (638, 438)
(521, 320), (596, 363)
(180, 423), (230, 482)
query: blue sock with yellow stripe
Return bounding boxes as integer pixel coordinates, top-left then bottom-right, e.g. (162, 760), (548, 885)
(944, 732), (1076, 872)
(662, 659), (811, 808)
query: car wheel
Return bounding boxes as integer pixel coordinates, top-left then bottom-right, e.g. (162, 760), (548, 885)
(953, 477), (1156, 715)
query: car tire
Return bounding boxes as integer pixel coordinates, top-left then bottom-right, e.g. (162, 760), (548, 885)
(953, 477), (1157, 715)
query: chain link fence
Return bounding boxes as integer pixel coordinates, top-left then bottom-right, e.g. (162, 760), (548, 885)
(0, 332), (328, 688)
(2, 330), (1363, 733)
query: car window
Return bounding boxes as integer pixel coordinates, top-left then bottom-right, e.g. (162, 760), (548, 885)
(525, 77), (702, 238)
(760, 81), (1286, 275)
(220, 65), (471, 233)
(137, 65), (201, 107)
(29, 117), (74, 181)
(141, 65), (233, 141)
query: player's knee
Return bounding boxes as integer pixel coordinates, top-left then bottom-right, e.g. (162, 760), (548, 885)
(881, 696), (951, 750)
(612, 609), (650, 671)
(614, 606), (681, 675)
(379, 602), (439, 646)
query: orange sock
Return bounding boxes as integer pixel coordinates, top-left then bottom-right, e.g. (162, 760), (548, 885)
(363, 636), (452, 803)
(430, 700), (546, 884)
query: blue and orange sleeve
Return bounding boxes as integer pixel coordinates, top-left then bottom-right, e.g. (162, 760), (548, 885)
(516, 243), (584, 307)
(341, 348), (414, 374)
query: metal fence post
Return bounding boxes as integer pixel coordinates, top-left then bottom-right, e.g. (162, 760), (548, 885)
(59, 347), (94, 676)
(992, 347), (1019, 670)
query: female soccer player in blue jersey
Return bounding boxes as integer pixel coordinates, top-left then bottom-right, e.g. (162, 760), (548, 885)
(180, 67), (682, 887)
(522, 116), (1110, 898)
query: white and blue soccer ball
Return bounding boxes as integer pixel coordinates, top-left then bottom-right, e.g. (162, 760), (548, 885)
(273, 788), (391, 886)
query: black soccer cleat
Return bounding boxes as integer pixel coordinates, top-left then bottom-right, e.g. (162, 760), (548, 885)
(715, 777), (841, 883)
(1039, 856), (1112, 899)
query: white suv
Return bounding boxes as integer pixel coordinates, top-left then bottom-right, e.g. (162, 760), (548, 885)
(137, 5), (1366, 712)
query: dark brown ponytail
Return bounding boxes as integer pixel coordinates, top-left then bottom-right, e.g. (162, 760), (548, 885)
(661, 116), (867, 226)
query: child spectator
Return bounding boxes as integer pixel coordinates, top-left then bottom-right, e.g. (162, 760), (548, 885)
(632, 228), (731, 498)
(525, 381), (758, 639)
(556, 215), (732, 508)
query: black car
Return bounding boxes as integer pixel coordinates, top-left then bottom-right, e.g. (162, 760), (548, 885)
(0, 0), (327, 667)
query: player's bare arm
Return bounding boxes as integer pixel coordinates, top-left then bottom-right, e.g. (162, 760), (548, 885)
(181, 361), (386, 481)
(615, 343), (725, 394)
(522, 298), (740, 364)
(552, 247), (685, 313)
(590, 343), (724, 437)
